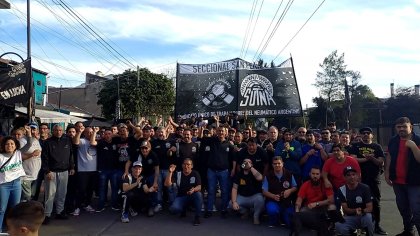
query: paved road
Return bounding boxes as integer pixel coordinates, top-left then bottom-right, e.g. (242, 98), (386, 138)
(39, 177), (405, 236)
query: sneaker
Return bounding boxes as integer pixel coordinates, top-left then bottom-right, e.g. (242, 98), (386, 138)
(111, 205), (121, 211)
(201, 203), (206, 212)
(121, 213), (129, 223)
(42, 216), (51, 225)
(148, 207), (155, 217)
(193, 216), (200, 226)
(70, 208), (80, 216)
(204, 211), (212, 218)
(55, 212), (68, 220)
(95, 207), (105, 213)
(211, 205), (217, 212)
(374, 225), (388, 235)
(154, 204), (162, 213)
(84, 205), (95, 213)
(129, 207), (138, 217)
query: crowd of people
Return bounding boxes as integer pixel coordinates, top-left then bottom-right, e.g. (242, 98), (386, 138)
(0, 114), (419, 236)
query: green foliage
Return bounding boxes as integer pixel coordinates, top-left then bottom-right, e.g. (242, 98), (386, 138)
(97, 68), (175, 120)
(382, 86), (420, 123)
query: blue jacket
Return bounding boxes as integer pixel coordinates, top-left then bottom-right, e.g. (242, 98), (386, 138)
(274, 139), (302, 176)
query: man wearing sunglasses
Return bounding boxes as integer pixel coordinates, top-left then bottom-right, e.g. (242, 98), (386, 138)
(350, 127), (386, 235)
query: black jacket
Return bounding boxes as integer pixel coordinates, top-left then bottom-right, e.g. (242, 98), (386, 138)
(41, 135), (75, 172)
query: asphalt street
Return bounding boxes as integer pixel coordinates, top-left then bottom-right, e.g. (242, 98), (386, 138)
(38, 176), (407, 236)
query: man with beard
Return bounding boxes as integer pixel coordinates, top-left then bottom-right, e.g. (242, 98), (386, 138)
(300, 130), (328, 181)
(385, 117), (420, 236)
(274, 129), (302, 185)
(291, 166), (336, 236)
(230, 158), (264, 225)
(235, 137), (268, 176)
(350, 127), (387, 235)
(168, 129), (199, 170)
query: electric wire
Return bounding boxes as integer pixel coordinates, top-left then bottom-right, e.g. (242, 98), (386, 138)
(243, 0), (264, 60)
(239, 0), (257, 58)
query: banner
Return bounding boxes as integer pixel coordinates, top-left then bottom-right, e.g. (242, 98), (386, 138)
(0, 59), (31, 106)
(175, 58), (302, 118)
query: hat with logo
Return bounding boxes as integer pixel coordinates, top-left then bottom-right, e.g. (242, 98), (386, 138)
(132, 161), (142, 167)
(359, 127), (373, 133)
(343, 166), (358, 176)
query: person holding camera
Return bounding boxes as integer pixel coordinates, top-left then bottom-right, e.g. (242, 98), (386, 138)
(230, 158), (264, 225)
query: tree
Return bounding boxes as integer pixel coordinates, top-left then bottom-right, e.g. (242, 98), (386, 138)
(314, 50), (361, 126)
(382, 86), (420, 124)
(97, 68), (175, 120)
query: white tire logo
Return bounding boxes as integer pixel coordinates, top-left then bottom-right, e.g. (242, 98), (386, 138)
(239, 74), (276, 107)
(202, 79), (234, 108)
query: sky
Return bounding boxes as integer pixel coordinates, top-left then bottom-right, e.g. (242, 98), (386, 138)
(1, 0), (420, 108)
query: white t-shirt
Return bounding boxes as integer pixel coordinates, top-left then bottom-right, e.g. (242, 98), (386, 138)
(22, 137), (42, 181)
(77, 138), (97, 172)
(0, 151), (26, 184)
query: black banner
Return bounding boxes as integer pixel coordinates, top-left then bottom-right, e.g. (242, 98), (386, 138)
(0, 59), (31, 106)
(176, 58), (302, 118)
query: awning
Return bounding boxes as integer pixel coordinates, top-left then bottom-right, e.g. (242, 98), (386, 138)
(15, 107), (86, 123)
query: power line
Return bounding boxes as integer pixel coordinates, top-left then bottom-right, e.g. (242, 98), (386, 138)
(272, 0), (326, 62)
(239, 0), (257, 58)
(243, 0), (265, 60)
(254, 0), (294, 61)
(251, 0), (284, 62)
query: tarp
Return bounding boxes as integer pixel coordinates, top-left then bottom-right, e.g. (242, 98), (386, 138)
(175, 58), (303, 118)
(15, 107), (86, 123)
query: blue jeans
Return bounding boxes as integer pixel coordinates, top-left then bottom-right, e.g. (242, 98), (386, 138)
(146, 174), (161, 207)
(266, 200), (294, 227)
(0, 178), (22, 231)
(207, 168), (229, 212)
(393, 184), (420, 232)
(97, 170), (120, 209)
(335, 213), (374, 236)
(160, 169), (177, 204)
(170, 192), (203, 217)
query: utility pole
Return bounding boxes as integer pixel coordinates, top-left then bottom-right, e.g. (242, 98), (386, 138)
(26, 0), (34, 122)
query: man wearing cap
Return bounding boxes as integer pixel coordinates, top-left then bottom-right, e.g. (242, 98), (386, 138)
(257, 129), (268, 146)
(120, 161), (155, 223)
(385, 117), (420, 236)
(335, 166), (374, 236)
(165, 158), (202, 226)
(127, 140), (160, 216)
(350, 127), (387, 235)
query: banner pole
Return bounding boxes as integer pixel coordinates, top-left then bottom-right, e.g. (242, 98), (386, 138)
(289, 54), (304, 123)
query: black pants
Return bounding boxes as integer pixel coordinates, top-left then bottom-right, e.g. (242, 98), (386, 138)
(76, 171), (97, 208)
(363, 177), (381, 226)
(292, 209), (330, 236)
(122, 190), (149, 214)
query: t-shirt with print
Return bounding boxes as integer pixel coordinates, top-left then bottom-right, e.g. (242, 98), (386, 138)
(172, 170), (201, 197)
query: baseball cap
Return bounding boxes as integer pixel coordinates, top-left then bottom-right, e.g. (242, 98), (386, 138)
(343, 166), (357, 176)
(29, 122), (38, 129)
(140, 140), (149, 148)
(142, 125), (152, 131)
(359, 127), (373, 133)
(132, 161), (142, 167)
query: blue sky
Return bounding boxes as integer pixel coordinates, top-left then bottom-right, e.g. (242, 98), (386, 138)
(1, 0), (420, 108)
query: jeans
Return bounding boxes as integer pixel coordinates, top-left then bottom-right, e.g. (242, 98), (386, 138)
(44, 171), (69, 217)
(170, 192), (203, 217)
(229, 193), (264, 219)
(0, 178), (22, 231)
(76, 171), (97, 208)
(97, 170), (120, 209)
(266, 200), (294, 227)
(393, 184), (420, 233)
(335, 213), (374, 236)
(207, 168), (229, 212)
(146, 174), (161, 207)
(160, 169), (177, 204)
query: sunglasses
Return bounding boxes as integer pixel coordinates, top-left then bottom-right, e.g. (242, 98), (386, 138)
(362, 132), (371, 135)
